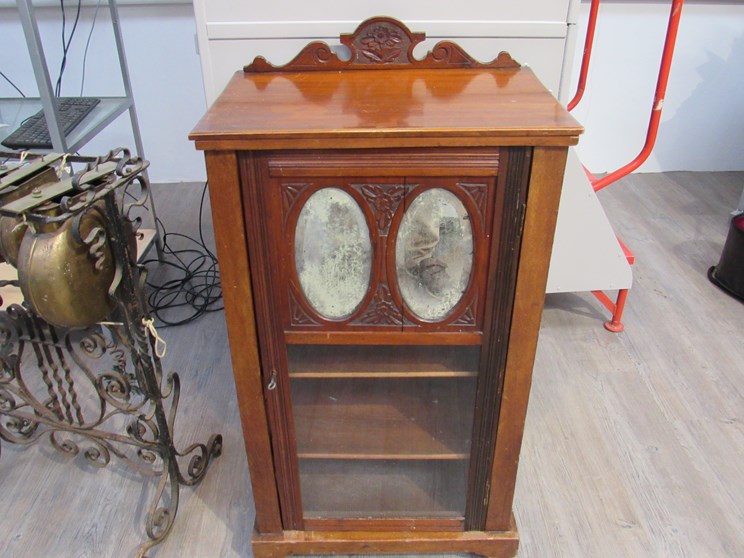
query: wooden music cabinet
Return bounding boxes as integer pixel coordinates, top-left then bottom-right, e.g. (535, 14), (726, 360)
(190, 17), (581, 558)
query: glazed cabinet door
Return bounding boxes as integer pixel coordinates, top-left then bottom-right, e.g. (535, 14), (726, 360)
(279, 179), (493, 336)
(240, 148), (529, 531)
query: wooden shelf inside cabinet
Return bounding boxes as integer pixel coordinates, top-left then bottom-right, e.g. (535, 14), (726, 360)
(191, 15), (581, 558)
(300, 459), (468, 520)
(287, 345), (479, 379)
(291, 377), (475, 460)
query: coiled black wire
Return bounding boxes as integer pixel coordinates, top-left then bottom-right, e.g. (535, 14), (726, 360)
(141, 182), (223, 327)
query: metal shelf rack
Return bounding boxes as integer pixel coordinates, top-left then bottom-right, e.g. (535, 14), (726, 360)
(2, 0), (161, 254)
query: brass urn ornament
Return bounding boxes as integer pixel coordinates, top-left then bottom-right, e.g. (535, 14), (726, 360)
(0, 167), (59, 267)
(17, 203), (117, 328)
(1, 155), (138, 329)
(0, 214), (26, 266)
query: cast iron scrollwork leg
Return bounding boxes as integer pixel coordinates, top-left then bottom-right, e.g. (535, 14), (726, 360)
(0, 150), (222, 556)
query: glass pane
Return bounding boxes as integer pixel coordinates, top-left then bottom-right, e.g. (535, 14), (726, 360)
(289, 344), (479, 519)
(294, 188), (372, 320)
(299, 460), (469, 519)
(395, 189), (474, 321)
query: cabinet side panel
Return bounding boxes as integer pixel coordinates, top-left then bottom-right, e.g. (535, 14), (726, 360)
(204, 151), (283, 534)
(241, 152), (305, 529)
(465, 147), (530, 530)
(485, 146), (568, 530)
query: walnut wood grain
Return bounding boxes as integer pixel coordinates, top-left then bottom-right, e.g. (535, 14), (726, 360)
(243, 17), (520, 73)
(284, 331), (482, 346)
(190, 68), (581, 151)
(270, 170), (492, 335)
(203, 151), (283, 534)
(485, 146), (570, 530)
(298, 459), (469, 519)
(274, 175), (393, 332)
(239, 152), (304, 529)
(191, 16), (579, 555)
(291, 377), (475, 459)
(466, 147), (531, 530)
(252, 521), (519, 558)
(267, 149), (500, 178)
(193, 135), (579, 153)
(401, 178), (491, 332)
(286, 345), (480, 378)
(302, 518), (464, 533)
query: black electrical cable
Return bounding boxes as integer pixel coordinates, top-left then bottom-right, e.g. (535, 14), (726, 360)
(0, 70), (26, 98)
(79, 0), (102, 96)
(56, 0), (67, 96)
(141, 182), (223, 328)
(55, 0), (83, 97)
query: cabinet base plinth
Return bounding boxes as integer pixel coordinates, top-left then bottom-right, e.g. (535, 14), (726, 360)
(252, 524), (519, 558)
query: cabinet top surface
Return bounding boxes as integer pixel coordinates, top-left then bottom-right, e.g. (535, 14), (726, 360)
(190, 17), (581, 150)
(190, 67), (582, 149)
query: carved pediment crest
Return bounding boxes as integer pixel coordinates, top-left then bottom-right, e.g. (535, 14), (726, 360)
(244, 16), (520, 73)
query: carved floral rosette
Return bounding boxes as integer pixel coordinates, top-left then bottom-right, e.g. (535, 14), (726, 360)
(244, 16), (520, 73)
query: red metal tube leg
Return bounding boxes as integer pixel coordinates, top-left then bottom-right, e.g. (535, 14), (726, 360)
(605, 289), (628, 332)
(567, 0), (601, 112)
(592, 0), (684, 192)
(591, 289), (629, 333)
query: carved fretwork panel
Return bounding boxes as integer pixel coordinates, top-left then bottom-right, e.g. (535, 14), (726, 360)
(343, 18), (422, 66)
(452, 296), (478, 327)
(268, 160), (496, 334)
(459, 183), (489, 223)
(281, 183), (311, 227)
(352, 284), (402, 326)
(244, 16), (520, 73)
(393, 181), (488, 331)
(288, 287), (322, 327)
(353, 183), (405, 236)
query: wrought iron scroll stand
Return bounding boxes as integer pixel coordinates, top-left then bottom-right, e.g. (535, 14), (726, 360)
(0, 150), (222, 557)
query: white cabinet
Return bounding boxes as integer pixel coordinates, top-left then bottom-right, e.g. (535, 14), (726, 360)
(192, 1), (580, 105)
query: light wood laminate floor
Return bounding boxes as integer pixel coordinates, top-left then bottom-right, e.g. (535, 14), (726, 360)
(0, 171), (742, 557)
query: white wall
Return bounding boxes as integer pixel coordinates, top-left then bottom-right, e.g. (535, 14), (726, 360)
(569, 1), (744, 174)
(0, 2), (207, 183)
(193, 0), (574, 106)
(2, 2), (743, 182)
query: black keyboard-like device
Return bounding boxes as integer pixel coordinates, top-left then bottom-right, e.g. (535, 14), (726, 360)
(1, 97), (101, 150)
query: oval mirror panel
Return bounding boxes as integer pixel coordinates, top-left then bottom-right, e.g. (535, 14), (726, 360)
(295, 188), (372, 320)
(395, 188), (474, 321)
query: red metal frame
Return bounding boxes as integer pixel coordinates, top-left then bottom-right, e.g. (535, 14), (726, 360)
(566, 0), (600, 112)
(568, 0), (684, 332)
(591, 289), (628, 333)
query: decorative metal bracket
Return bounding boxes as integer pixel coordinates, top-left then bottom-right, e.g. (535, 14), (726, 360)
(0, 150), (222, 558)
(244, 16), (520, 73)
